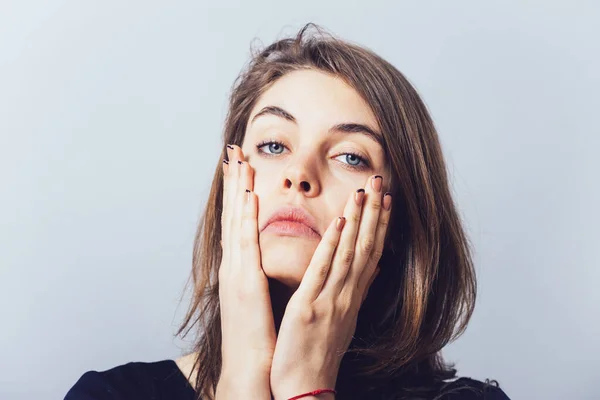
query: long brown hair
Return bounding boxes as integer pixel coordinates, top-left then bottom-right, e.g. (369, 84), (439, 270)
(177, 23), (476, 399)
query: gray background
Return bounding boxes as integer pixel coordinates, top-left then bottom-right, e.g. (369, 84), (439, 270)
(1, 1), (598, 399)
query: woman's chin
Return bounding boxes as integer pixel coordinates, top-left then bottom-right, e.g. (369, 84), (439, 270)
(259, 237), (317, 289)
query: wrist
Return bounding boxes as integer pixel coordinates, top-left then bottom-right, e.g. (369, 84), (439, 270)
(270, 362), (339, 400)
(272, 385), (336, 400)
(216, 370), (271, 400)
(289, 395), (335, 400)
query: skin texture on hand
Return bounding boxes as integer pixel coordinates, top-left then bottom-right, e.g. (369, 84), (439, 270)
(217, 149), (389, 400)
(216, 145), (276, 399)
(270, 175), (391, 400)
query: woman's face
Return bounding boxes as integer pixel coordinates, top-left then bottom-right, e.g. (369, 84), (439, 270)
(241, 69), (388, 288)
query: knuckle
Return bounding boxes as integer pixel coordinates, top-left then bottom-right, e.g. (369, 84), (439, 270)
(341, 248), (355, 265)
(360, 235), (375, 254)
(378, 218), (389, 229)
(314, 263), (329, 281)
(325, 237), (339, 248)
(301, 307), (318, 324)
(369, 200), (381, 211)
(291, 302), (318, 324)
(350, 213), (361, 224)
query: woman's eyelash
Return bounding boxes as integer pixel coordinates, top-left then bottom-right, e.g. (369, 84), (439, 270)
(255, 139), (371, 170)
(256, 139), (286, 153)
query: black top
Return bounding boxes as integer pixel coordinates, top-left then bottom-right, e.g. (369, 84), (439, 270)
(64, 360), (511, 400)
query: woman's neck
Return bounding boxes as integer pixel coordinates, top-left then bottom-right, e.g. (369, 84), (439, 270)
(268, 277), (295, 334)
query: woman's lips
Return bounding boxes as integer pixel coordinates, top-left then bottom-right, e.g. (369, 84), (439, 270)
(260, 206), (321, 238)
(262, 220), (321, 239)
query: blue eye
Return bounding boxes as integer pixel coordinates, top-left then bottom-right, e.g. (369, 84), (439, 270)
(256, 140), (286, 155)
(266, 142), (284, 154)
(345, 154), (361, 166)
(256, 140), (370, 171)
(336, 152), (370, 171)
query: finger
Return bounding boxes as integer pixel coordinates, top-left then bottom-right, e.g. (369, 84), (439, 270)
(296, 216), (345, 302)
(343, 175), (383, 291)
(239, 159), (254, 193)
(223, 145), (240, 250)
(322, 187), (365, 296)
(222, 158), (229, 176)
(220, 145), (234, 254)
(222, 144), (234, 200)
(233, 159), (255, 273)
(230, 146), (248, 264)
(358, 192), (391, 294)
(240, 189), (262, 273)
(222, 144), (244, 265)
(221, 159), (229, 226)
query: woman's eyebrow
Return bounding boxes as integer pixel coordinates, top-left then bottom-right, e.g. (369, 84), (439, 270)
(251, 105), (383, 146)
(252, 105), (296, 123)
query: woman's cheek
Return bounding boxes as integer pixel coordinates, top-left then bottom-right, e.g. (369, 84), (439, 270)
(251, 165), (271, 197)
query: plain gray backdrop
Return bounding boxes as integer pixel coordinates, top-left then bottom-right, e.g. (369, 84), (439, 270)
(1, 1), (598, 399)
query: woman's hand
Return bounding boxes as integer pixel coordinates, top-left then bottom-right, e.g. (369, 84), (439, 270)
(216, 145), (276, 400)
(270, 175), (392, 400)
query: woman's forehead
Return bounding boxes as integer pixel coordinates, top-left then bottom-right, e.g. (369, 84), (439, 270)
(249, 69), (380, 133)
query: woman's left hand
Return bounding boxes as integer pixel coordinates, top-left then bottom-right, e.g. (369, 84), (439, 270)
(270, 174), (392, 400)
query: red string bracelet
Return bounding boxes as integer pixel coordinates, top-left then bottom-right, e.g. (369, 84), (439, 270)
(287, 388), (337, 400)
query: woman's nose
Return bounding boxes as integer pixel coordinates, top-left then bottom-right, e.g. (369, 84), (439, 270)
(281, 157), (321, 197)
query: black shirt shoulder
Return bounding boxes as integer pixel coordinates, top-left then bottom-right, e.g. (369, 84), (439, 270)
(65, 361), (510, 400)
(64, 360), (196, 400)
(437, 377), (511, 400)
(378, 376), (511, 400)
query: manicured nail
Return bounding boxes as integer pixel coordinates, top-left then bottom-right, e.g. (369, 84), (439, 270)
(227, 144), (234, 150)
(222, 159), (229, 174)
(237, 160), (243, 165)
(355, 188), (365, 206)
(336, 216), (346, 231)
(245, 189), (251, 203)
(371, 175), (382, 192)
(383, 192), (392, 210)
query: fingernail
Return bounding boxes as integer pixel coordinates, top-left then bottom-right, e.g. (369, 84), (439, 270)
(355, 188), (365, 206)
(222, 159), (229, 174)
(245, 189), (251, 202)
(336, 216), (346, 231)
(383, 192), (392, 210)
(371, 175), (382, 192)
(227, 144), (234, 150)
(237, 160), (243, 165)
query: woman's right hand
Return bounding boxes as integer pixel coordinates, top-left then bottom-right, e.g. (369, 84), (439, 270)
(215, 144), (276, 400)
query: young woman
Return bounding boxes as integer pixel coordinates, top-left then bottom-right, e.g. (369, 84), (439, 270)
(65, 24), (511, 400)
